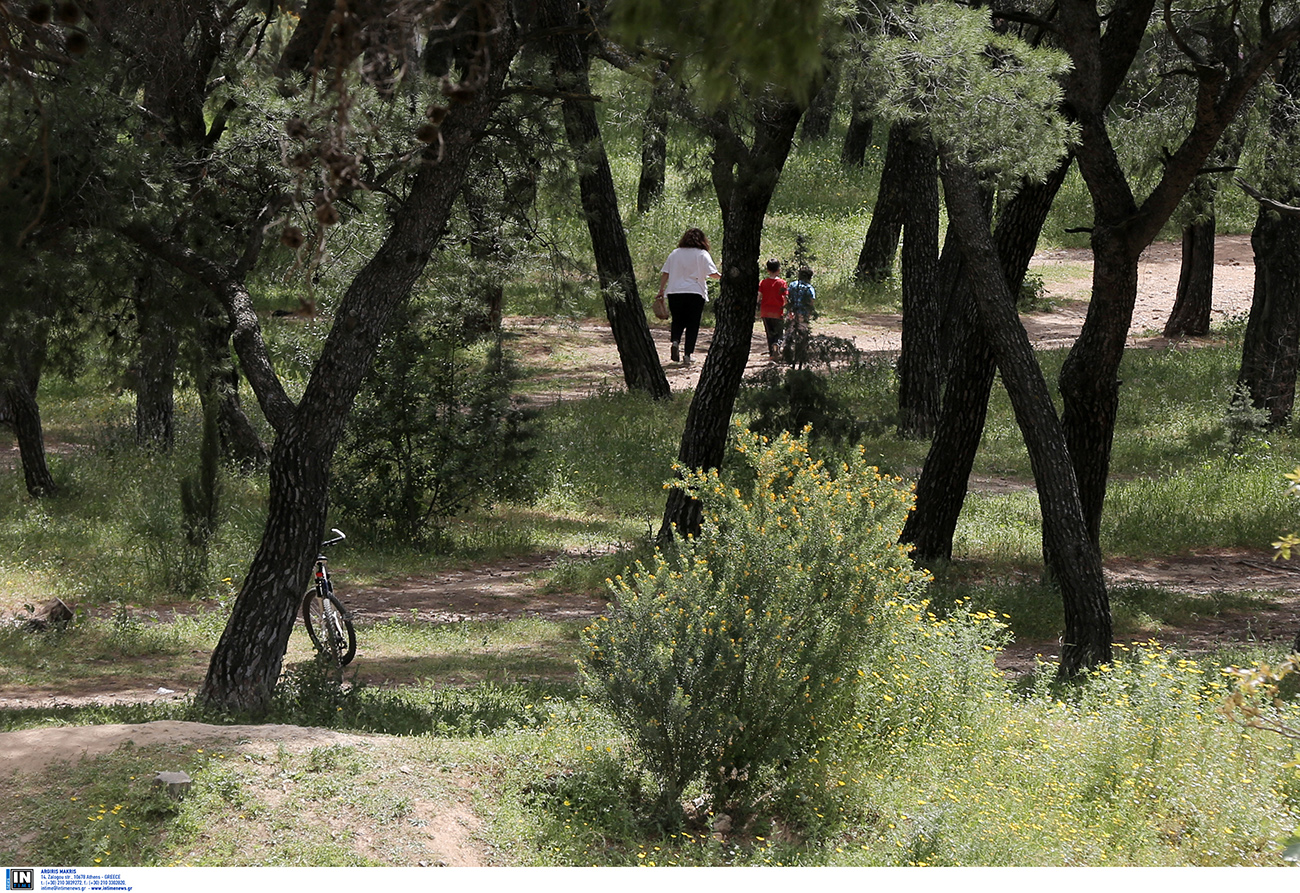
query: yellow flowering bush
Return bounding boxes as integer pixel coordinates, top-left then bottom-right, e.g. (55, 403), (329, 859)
(581, 427), (930, 818)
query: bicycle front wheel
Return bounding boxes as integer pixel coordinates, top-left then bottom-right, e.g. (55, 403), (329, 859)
(302, 587), (357, 666)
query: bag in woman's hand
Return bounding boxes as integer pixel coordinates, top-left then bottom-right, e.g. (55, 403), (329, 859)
(652, 293), (669, 320)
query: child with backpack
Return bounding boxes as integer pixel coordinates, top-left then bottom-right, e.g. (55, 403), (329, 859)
(783, 266), (816, 366)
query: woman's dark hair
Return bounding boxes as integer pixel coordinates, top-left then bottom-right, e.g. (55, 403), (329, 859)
(678, 228), (711, 251)
(765, 258), (781, 273)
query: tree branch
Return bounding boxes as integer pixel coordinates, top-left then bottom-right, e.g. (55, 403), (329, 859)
(502, 84), (601, 102)
(990, 8), (1059, 32)
(120, 221), (296, 433)
(1163, 0), (1209, 68)
(1236, 176), (1300, 217)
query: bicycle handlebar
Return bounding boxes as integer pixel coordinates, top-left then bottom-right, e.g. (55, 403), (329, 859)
(320, 528), (347, 550)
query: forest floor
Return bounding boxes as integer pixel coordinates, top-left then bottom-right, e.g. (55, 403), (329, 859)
(2, 235), (1297, 867)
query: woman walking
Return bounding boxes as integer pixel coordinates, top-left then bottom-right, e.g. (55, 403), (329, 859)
(655, 228), (720, 364)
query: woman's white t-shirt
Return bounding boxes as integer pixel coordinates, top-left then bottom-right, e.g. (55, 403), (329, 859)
(660, 247), (719, 299)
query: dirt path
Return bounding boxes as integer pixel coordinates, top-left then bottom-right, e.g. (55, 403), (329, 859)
(507, 235), (1257, 400)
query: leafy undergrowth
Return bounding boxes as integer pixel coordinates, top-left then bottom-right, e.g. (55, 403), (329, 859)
(5, 645), (1296, 867)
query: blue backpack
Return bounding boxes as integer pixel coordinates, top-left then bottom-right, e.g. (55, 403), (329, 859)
(787, 280), (814, 316)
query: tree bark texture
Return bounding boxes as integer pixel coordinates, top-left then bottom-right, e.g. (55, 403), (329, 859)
(854, 124), (909, 282)
(659, 97), (806, 541)
(901, 165), (1070, 562)
(1163, 217), (1216, 337)
(1164, 110), (1246, 339)
(1236, 43), (1300, 427)
(1058, 227), (1140, 548)
(939, 155), (1111, 674)
(198, 3), (520, 714)
(133, 282), (179, 452)
(0, 325), (56, 498)
(840, 106), (873, 168)
(1237, 207), (1300, 426)
(896, 137), (941, 439)
(543, 0), (670, 399)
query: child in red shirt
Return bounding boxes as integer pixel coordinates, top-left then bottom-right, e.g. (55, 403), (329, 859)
(756, 259), (788, 361)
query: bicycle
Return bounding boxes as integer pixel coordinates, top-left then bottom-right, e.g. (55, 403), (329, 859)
(301, 528), (357, 666)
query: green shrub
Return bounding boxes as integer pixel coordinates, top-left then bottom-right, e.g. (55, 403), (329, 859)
(580, 427), (929, 820)
(331, 306), (537, 546)
(739, 365), (866, 444)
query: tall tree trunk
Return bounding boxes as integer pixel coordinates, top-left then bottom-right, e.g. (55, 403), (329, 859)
(544, 0), (670, 399)
(1236, 45), (1300, 427)
(840, 92), (873, 167)
(939, 154), (1111, 675)
(637, 63), (670, 214)
(855, 124), (910, 282)
(1059, 228), (1141, 547)
(2, 377), (57, 498)
(196, 4), (519, 714)
(659, 96), (806, 540)
(1164, 216), (1216, 337)
(897, 136), (941, 438)
(1237, 206), (1300, 426)
(901, 165), (1070, 561)
(0, 324), (56, 497)
(133, 280), (179, 451)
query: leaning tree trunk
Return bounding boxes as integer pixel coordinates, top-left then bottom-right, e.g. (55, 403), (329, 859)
(1161, 18), (1249, 339)
(659, 97), (806, 541)
(1, 373), (57, 498)
(0, 319), (56, 497)
(545, 0), (670, 399)
(198, 6), (518, 714)
(1237, 205), (1300, 426)
(901, 164), (1070, 561)
(896, 136), (941, 438)
(1059, 227), (1141, 548)
(940, 154), (1111, 675)
(854, 123), (912, 282)
(1055, 0), (1300, 550)
(1164, 216), (1216, 338)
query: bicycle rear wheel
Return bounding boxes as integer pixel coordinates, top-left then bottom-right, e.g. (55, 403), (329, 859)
(302, 586), (357, 666)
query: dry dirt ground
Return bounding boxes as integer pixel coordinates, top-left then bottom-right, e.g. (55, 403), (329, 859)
(2, 236), (1297, 866)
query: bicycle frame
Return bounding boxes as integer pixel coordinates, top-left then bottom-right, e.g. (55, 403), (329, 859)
(303, 528), (356, 665)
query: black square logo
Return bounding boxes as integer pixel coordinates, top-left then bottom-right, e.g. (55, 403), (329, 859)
(6, 870), (33, 891)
